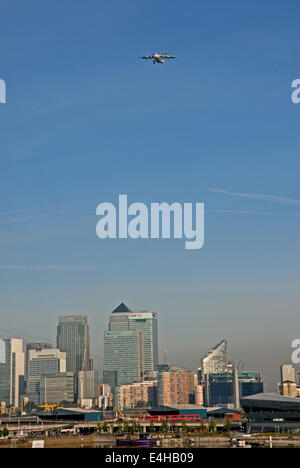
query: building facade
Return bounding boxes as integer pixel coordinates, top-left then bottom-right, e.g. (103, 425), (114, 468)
(207, 372), (264, 407)
(57, 316), (91, 373)
(117, 380), (157, 409)
(157, 368), (194, 406)
(280, 364), (296, 384)
(40, 372), (75, 404)
(0, 338), (24, 408)
(201, 340), (228, 378)
(104, 303), (158, 387)
(78, 370), (99, 402)
(26, 348), (66, 403)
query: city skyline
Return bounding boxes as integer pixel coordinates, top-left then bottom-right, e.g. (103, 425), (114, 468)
(0, 0), (299, 394)
(0, 301), (298, 393)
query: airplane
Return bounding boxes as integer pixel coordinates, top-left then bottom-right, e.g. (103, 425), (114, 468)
(139, 52), (176, 64)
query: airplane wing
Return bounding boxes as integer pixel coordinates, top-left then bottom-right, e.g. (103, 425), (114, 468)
(161, 55), (176, 59)
(140, 56), (154, 60)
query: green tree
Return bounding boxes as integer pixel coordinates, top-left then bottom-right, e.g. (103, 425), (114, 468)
(123, 420), (130, 433)
(159, 420), (169, 434)
(96, 423), (102, 433)
(149, 422), (155, 433)
(1, 428), (9, 437)
(209, 420), (217, 433)
(181, 420), (188, 435)
(102, 421), (109, 433)
(224, 419), (232, 435)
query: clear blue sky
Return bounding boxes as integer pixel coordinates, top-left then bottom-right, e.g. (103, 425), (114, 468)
(0, 0), (299, 389)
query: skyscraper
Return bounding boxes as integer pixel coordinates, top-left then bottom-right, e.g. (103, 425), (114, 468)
(104, 330), (142, 386)
(26, 348), (67, 403)
(201, 339), (228, 378)
(157, 367), (194, 406)
(25, 342), (53, 382)
(57, 316), (91, 373)
(0, 338), (25, 407)
(104, 303), (158, 386)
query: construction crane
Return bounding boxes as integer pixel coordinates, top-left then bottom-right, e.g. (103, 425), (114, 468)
(115, 408), (125, 419)
(38, 404), (63, 412)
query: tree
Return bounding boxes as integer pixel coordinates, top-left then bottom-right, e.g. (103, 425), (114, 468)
(149, 422), (155, 434)
(102, 421), (109, 433)
(181, 420), (188, 435)
(96, 423), (102, 433)
(224, 419), (232, 435)
(209, 420), (217, 434)
(159, 420), (169, 434)
(123, 420), (130, 433)
(0, 428), (9, 437)
(200, 421), (205, 433)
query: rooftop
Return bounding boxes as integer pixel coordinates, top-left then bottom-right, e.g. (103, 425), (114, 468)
(112, 303), (132, 313)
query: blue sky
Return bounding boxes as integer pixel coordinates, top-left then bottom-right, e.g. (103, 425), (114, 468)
(0, 0), (299, 388)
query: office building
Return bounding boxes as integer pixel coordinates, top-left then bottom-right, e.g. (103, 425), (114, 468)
(201, 340), (228, 378)
(57, 316), (91, 373)
(104, 330), (142, 386)
(40, 372), (75, 404)
(25, 342), (52, 381)
(26, 348), (66, 403)
(98, 384), (113, 410)
(281, 364), (296, 384)
(78, 370), (99, 402)
(104, 303), (158, 386)
(206, 372), (264, 407)
(0, 338), (24, 408)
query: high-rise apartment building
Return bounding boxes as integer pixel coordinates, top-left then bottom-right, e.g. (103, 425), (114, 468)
(104, 303), (158, 386)
(26, 348), (67, 403)
(117, 380), (157, 409)
(57, 316), (91, 373)
(0, 338), (25, 407)
(201, 340), (228, 378)
(157, 368), (194, 406)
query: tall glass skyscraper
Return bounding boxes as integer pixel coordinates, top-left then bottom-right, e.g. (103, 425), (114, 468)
(104, 303), (158, 386)
(56, 316), (91, 373)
